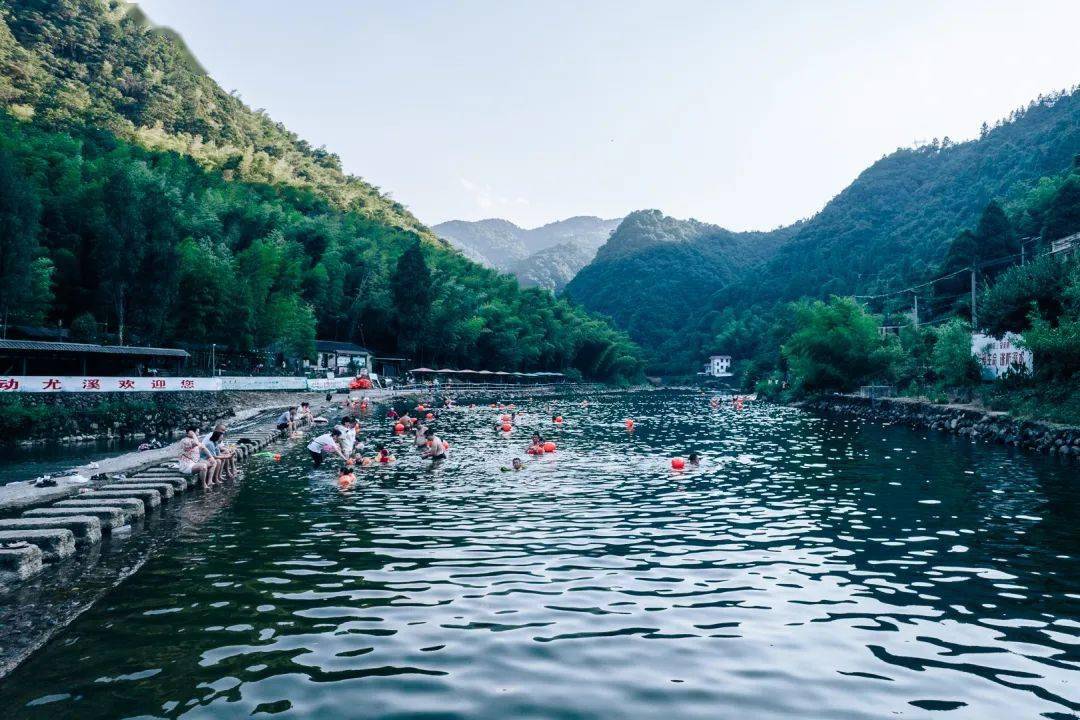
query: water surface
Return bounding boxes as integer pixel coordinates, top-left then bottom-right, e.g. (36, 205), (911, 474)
(0, 390), (1076, 719)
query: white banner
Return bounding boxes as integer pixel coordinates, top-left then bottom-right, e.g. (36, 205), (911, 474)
(219, 376), (308, 391)
(0, 376), (222, 393)
(971, 332), (1033, 380)
(0, 375), (334, 393)
(307, 376), (354, 391)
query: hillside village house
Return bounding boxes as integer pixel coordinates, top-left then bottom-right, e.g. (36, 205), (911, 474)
(705, 355), (733, 377)
(310, 341), (373, 377)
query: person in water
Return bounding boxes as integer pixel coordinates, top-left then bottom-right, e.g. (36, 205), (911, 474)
(375, 445), (395, 464)
(422, 429), (448, 462)
(688, 452), (700, 467)
(307, 428), (347, 468)
(338, 465), (356, 488)
(387, 408), (399, 421)
(335, 416), (358, 457)
(500, 457), (525, 472)
(527, 433), (545, 455)
(413, 421), (429, 447)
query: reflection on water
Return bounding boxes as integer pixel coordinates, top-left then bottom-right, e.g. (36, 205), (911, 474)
(0, 439), (141, 486)
(0, 390), (1076, 719)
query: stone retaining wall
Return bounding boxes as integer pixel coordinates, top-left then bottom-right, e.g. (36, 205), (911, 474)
(0, 392), (235, 445)
(802, 395), (1080, 459)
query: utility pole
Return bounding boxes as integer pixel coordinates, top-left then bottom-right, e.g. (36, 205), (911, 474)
(913, 293), (919, 327)
(970, 268), (978, 330)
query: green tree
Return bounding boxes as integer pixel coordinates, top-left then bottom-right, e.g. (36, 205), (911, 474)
(781, 296), (898, 392)
(391, 240), (432, 360)
(930, 319), (981, 387)
(0, 148), (44, 331)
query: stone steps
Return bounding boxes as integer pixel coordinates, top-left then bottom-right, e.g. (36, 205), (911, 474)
(25, 506), (127, 531)
(0, 410), (305, 587)
(53, 498), (144, 522)
(99, 482), (175, 500)
(0, 529), (75, 563)
(0, 544), (43, 581)
(119, 475), (188, 491)
(79, 489), (162, 511)
(0, 516), (102, 548)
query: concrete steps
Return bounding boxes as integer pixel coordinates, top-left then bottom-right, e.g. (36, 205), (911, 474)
(0, 410), (306, 587)
(0, 544), (43, 581)
(0, 529), (75, 562)
(79, 489), (162, 510)
(99, 482), (175, 500)
(0, 516), (102, 548)
(53, 498), (145, 522)
(25, 506), (127, 531)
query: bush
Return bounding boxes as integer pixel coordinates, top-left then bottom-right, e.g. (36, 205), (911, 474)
(69, 312), (99, 342)
(930, 319), (982, 388)
(781, 297), (901, 393)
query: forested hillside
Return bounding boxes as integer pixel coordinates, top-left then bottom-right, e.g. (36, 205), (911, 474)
(564, 210), (797, 369)
(0, 0), (644, 382)
(567, 87), (1080, 374)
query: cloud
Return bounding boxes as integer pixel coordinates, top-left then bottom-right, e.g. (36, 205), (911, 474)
(460, 177), (529, 213)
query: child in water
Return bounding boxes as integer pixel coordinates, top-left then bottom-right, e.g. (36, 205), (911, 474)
(501, 457), (525, 472)
(338, 466), (356, 489)
(375, 446), (395, 464)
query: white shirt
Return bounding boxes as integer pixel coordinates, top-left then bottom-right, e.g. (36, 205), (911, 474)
(307, 433), (339, 455)
(335, 424), (356, 454)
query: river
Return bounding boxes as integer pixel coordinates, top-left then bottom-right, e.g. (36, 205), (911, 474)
(0, 389), (1076, 719)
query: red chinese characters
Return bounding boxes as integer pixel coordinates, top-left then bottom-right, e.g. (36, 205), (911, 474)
(0, 378), (20, 391)
(151, 379), (166, 389)
(180, 379), (195, 389)
(42, 378), (62, 390)
(82, 378), (101, 390)
(118, 379), (135, 390)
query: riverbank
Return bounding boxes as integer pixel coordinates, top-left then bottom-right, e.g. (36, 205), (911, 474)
(800, 394), (1080, 459)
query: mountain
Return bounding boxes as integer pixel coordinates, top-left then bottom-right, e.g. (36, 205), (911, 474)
(432, 218), (528, 269)
(433, 215), (620, 290)
(567, 87), (1080, 373)
(564, 210), (798, 363)
(0, 0), (644, 382)
(509, 241), (596, 293)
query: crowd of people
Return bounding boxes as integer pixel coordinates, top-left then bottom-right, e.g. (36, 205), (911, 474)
(178, 423), (240, 491)
(180, 391), (733, 490)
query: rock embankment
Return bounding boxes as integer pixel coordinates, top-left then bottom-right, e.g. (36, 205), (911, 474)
(803, 395), (1080, 459)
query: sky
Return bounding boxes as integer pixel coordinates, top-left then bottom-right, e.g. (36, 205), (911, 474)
(136, 1), (1080, 231)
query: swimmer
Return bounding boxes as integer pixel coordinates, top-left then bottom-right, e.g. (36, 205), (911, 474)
(338, 466), (356, 488)
(375, 445), (396, 464)
(414, 422), (429, 447)
(501, 457), (525, 472)
(387, 408), (399, 420)
(527, 433), (545, 455)
(422, 429), (448, 462)
(688, 452), (700, 467)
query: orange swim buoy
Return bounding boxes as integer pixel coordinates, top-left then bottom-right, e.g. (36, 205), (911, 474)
(671, 458), (685, 470)
(501, 423), (512, 432)
(625, 419), (634, 429)
(273, 453), (282, 462)
(554, 416), (563, 424)
(426, 413), (434, 420)
(394, 423), (404, 433)
(543, 441), (556, 453)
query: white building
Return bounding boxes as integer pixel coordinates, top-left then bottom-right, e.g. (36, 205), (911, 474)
(704, 355), (732, 377)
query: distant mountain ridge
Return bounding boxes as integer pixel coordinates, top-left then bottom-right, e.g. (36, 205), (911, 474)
(564, 210), (798, 357)
(433, 215), (620, 291)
